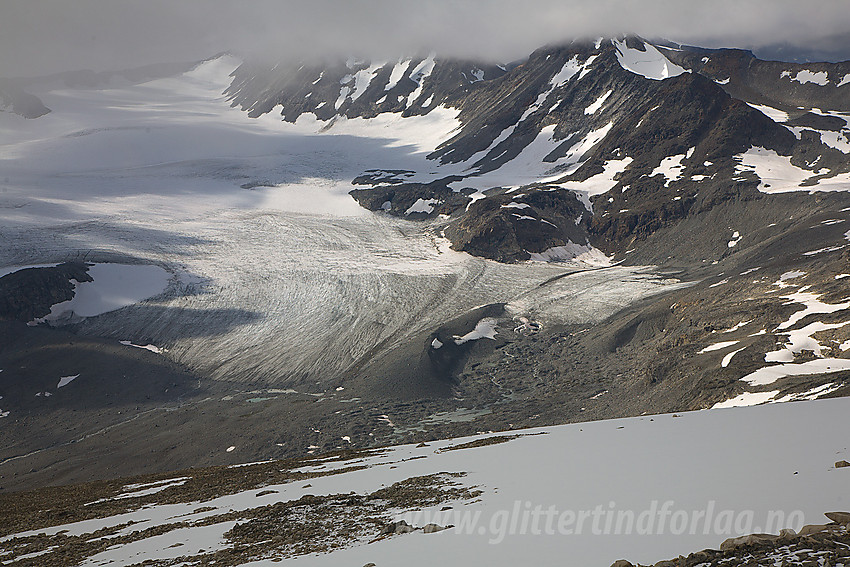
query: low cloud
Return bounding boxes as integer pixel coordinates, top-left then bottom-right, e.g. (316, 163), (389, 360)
(2, 0), (848, 77)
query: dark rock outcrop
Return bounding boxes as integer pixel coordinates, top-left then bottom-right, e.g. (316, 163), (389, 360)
(0, 80), (50, 118)
(0, 262), (92, 322)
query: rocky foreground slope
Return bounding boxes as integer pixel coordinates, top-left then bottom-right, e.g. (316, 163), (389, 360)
(1, 398), (848, 566)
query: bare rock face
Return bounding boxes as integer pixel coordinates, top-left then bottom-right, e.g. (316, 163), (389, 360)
(444, 189), (590, 262)
(660, 46), (850, 113)
(0, 262), (92, 322)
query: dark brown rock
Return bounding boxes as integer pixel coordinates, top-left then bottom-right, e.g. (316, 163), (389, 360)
(825, 512), (850, 525)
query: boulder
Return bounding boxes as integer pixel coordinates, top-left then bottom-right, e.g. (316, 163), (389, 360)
(825, 512), (850, 525)
(383, 520), (414, 535)
(719, 533), (779, 550)
(798, 524), (829, 536)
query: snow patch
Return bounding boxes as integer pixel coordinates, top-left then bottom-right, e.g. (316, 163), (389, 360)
(721, 347), (746, 368)
(741, 358), (850, 386)
(349, 62), (385, 103)
(727, 230), (742, 248)
(712, 390), (779, 409)
(453, 318), (499, 345)
(584, 90), (612, 115)
(120, 341), (165, 354)
(776, 290), (850, 331)
(57, 374), (79, 388)
(501, 202), (530, 210)
(746, 103), (789, 123)
(404, 198), (440, 215)
(773, 382), (843, 403)
(613, 39), (687, 80)
(384, 58), (412, 91)
(650, 151), (691, 187)
(406, 53), (436, 107)
(698, 340), (739, 354)
(785, 69), (829, 86)
(735, 147), (850, 193)
(454, 123), (615, 193)
(549, 56), (583, 87)
(817, 130), (850, 154)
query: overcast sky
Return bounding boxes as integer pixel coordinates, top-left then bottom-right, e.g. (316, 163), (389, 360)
(2, 0), (849, 77)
